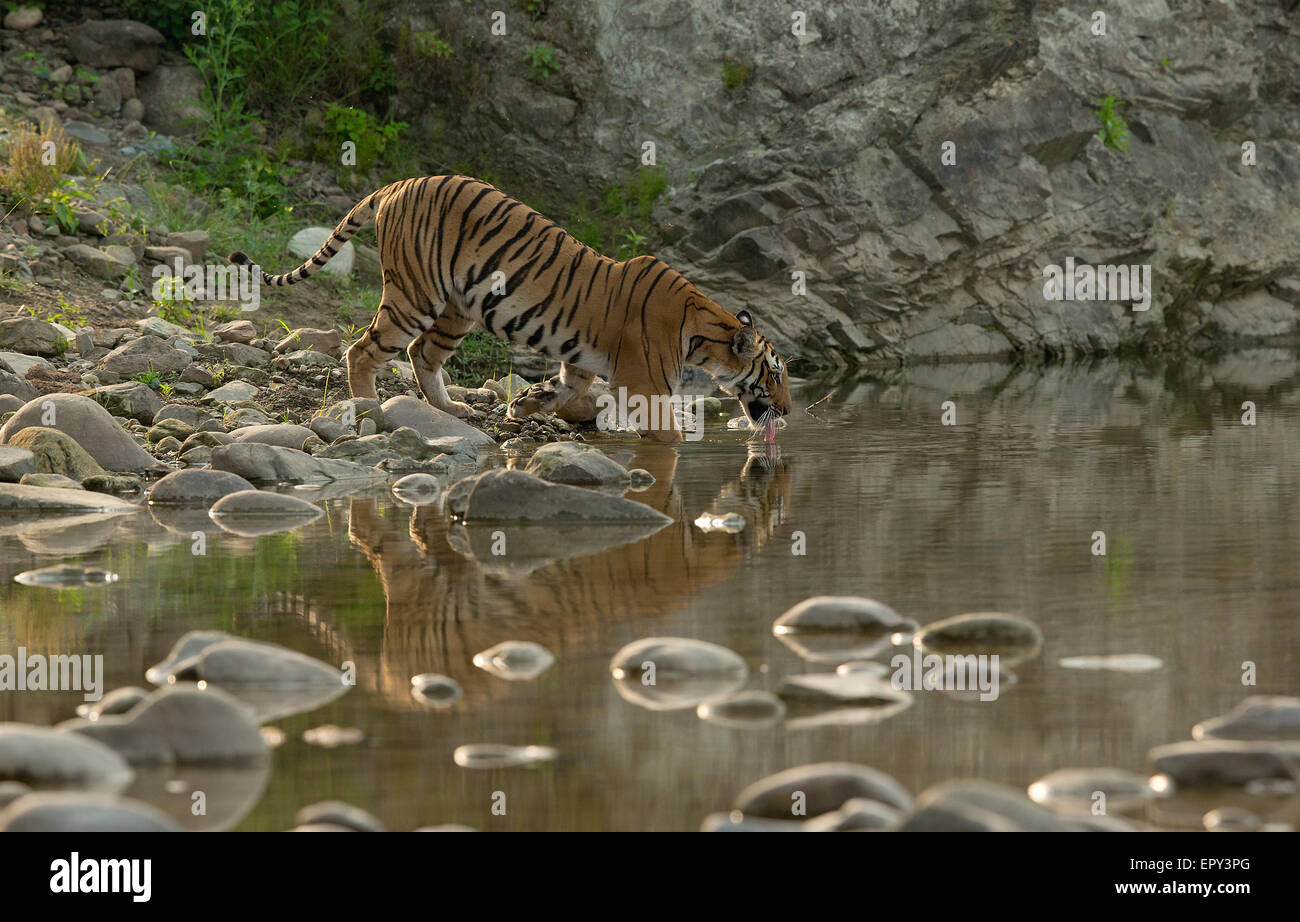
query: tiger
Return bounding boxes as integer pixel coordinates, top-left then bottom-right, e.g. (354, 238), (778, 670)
(228, 175), (792, 442)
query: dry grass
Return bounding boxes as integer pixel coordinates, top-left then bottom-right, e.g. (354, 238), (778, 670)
(0, 114), (82, 214)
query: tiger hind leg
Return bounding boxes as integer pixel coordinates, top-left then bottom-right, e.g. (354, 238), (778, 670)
(345, 292), (428, 400)
(508, 363), (596, 419)
(408, 308), (476, 418)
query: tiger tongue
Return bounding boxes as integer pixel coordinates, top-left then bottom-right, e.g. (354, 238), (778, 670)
(764, 418), (777, 442)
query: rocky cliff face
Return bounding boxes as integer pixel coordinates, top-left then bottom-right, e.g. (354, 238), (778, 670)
(392, 0), (1300, 372)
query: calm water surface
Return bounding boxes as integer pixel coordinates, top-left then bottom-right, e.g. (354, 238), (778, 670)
(3, 353), (1299, 831)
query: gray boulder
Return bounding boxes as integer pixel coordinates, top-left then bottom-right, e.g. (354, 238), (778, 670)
(98, 336), (191, 382)
(0, 394), (158, 471)
(148, 469), (255, 505)
(0, 317), (64, 356)
(92, 381), (162, 423)
(209, 442), (387, 485)
(67, 19), (165, 72)
(381, 395), (493, 446)
(0, 792), (180, 832)
(0, 724), (134, 792)
(525, 441), (631, 485)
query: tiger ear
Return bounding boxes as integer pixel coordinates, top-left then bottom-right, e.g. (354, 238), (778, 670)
(732, 323), (759, 359)
(736, 310), (754, 327)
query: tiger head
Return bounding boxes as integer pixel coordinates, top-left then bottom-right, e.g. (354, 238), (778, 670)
(717, 310), (793, 425)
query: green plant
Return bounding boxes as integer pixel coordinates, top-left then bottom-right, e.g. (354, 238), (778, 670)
(0, 117), (82, 213)
(524, 45), (561, 79)
(722, 58), (751, 89)
(159, 383), (175, 397)
(1096, 94), (1130, 152)
(602, 167), (667, 223)
(132, 368), (163, 388)
(445, 330), (513, 387)
(616, 228), (648, 260)
(411, 30), (453, 60)
(325, 103), (407, 173)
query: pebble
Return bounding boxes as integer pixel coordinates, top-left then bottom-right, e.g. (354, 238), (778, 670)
(472, 641), (555, 681)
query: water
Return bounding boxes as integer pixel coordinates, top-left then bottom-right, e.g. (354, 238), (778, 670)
(3, 352), (1299, 831)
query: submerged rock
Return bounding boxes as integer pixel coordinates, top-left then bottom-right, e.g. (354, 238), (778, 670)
(60, 684), (269, 765)
(777, 672), (913, 728)
(696, 690), (786, 729)
(452, 744), (557, 769)
(294, 801), (385, 833)
(772, 596), (914, 662)
(450, 468), (671, 524)
(913, 611), (1043, 664)
(899, 780), (1080, 832)
(208, 490), (324, 536)
(472, 641), (555, 681)
(1026, 767), (1164, 813)
(0, 792), (180, 832)
(145, 631), (348, 721)
(1192, 696), (1300, 742)
(610, 637), (747, 711)
(734, 762), (913, 821)
(1148, 740), (1300, 786)
(76, 686), (150, 720)
(0, 724), (134, 792)
(411, 674), (463, 709)
(803, 797), (903, 832)
(14, 564), (118, 588)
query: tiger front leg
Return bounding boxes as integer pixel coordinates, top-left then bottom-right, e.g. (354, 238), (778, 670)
(409, 310), (477, 418)
(507, 363), (595, 419)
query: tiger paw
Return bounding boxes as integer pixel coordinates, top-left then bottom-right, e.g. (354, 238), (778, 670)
(440, 400), (475, 419)
(507, 381), (561, 418)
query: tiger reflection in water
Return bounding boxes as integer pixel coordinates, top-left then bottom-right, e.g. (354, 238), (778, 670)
(342, 442), (793, 708)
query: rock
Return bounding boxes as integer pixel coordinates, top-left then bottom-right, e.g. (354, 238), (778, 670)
(771, 596), (914, 662)
(91, 381), (161, 423)
(524, 441), (631, 485)
(284, 348), (338, 368)
(165, 231), (209, 260)
(135, 62), (204, 134)
(223, 407), (272, 428)
(0, 371), (36, 403)
(146, 632), (343, 699)
(309, 416), (347, 442)
(472, 641), (555, 681)
(18, 472), (80, 490)
(1026, 768), (1162, 813)
(294, 801), (385, 833)
(61, 684), (268, 765)
(275, 327), (342, 357)
(98, 336), (191, 381)
(67, 20), (165, 72)
(381, 395), (493, 446)
(553, 377), (614, 423)
(227, 424), (317, 451)
(1148, 740), (1300, 787)
(777, 672), (913, 727)
(210, 443), (387, 485)
(734, 762), (913, 821)
(3, 7), (43, 31)
(148, 469), (254, 505)
(287, 227), (354, 276)
(0, 446), (37, 482)
(216, 342), (271, 367)
(1193, 696), (1300, 742)
(321, 397), (383, 429)
(392, 472), (441, 502)
(0, 394), (158, 471)
(452, 744), (556, 769)
(609, 637), (747, 711)
(411, 674), (463, 709)
(4, 427), (105, 479)
(204, 381), (259, 403)
(0, 317), (64, 356)
(80, 474), (144, 497)
(0, 352), (51, 379)
(208, 490), (325, 536)
(0, 782), (30, 810)
(135, 316), (191, 339)
(0, 792), (180, 832)
(913, 612), (1044, 665)
(900, 780), (1078, 832)
(211, 320), (257, 344)
(699, 813), (804, 832)
(449, 469), (672, 524)
(696, 690), (787, 729)
(0, 483), (139, 516)
(77, 687), (150, 720)
(0, 724), (133, 792)
(147, 418), (196, 442)
(63, 121), (114, 147)
(483, 373), (531, 401)
(63, 242), (134, 280)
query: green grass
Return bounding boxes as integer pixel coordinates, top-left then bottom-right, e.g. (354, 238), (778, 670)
(445, 330), (513, 387)
(722, 58), (751, 89)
